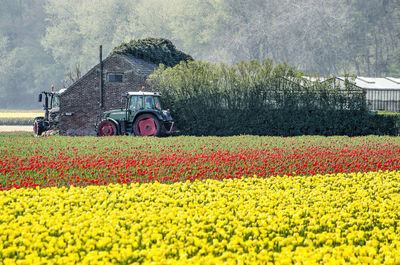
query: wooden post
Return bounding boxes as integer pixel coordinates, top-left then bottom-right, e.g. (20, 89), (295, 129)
(99, 45), (103, 108)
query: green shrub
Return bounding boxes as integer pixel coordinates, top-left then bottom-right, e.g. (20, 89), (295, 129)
(376, 113), (400, 135)
(111, 38), (193, 67)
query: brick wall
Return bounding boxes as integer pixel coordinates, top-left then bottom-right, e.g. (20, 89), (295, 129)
(59, 54), (155, 136)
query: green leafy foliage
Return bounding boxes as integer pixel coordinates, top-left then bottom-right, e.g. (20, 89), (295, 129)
(111, 38), (193, 67)
(377, 113), (400, 135)
(148, 60), (398, 136)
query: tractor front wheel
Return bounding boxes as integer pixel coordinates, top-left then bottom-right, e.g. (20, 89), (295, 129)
(134, 114), (161, 136)
(33, 118), (44, 137)
(98, 120), (118, 136)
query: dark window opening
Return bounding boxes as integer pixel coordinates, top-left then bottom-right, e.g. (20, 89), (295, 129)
(129, 96), (143, 110)
(107, 73), (123, 83)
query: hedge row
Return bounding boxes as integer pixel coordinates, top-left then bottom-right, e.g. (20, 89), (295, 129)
(148, 60), (398, 136)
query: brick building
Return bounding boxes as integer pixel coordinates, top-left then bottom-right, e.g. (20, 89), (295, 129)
(58, 53), (158, 136)
(56, 38), (193, 136)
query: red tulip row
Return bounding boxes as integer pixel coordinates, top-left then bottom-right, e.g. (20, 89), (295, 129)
(1, 135), (400, 190)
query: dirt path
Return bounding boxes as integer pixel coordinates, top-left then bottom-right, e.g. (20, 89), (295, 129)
(0, 125), (32, 132)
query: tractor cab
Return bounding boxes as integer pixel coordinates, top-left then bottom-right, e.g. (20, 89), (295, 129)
(98, 91), (174, 136)
(34, 86), (66, 137)
(129, 93), (162, 112)
(38, 91), (60, 112)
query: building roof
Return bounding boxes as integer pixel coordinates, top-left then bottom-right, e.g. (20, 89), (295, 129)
(295, 76), (337, 88)
(337, 77), (400, 90)
(121, 54), (157, 77)
(61, 53), (158, 97)
(303, 76), (400, 90)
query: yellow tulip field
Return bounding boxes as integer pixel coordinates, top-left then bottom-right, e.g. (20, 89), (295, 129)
(1, 172), (400, 264)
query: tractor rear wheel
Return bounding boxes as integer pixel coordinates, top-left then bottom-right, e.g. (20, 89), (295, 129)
(134, 114), (161, 136)
(98, 120), (118, 136)
(33, 118), (44, 137)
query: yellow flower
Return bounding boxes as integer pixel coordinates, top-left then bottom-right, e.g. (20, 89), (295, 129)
(1, 171), (400, 264)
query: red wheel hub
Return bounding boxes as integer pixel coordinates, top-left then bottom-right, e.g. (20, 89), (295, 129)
(136, 117), (157, 136)
(99, 121), (116, 136)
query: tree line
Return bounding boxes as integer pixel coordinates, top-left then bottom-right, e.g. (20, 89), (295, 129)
(0, 0), (399, 109)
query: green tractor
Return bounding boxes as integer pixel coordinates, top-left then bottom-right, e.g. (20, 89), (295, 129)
(97, 91), (174, 136)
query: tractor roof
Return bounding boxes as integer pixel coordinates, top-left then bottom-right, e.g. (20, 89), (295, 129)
(41, 88), (67, 96)
(127, 91), (161, 96)
(57, 88), (67, 95)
